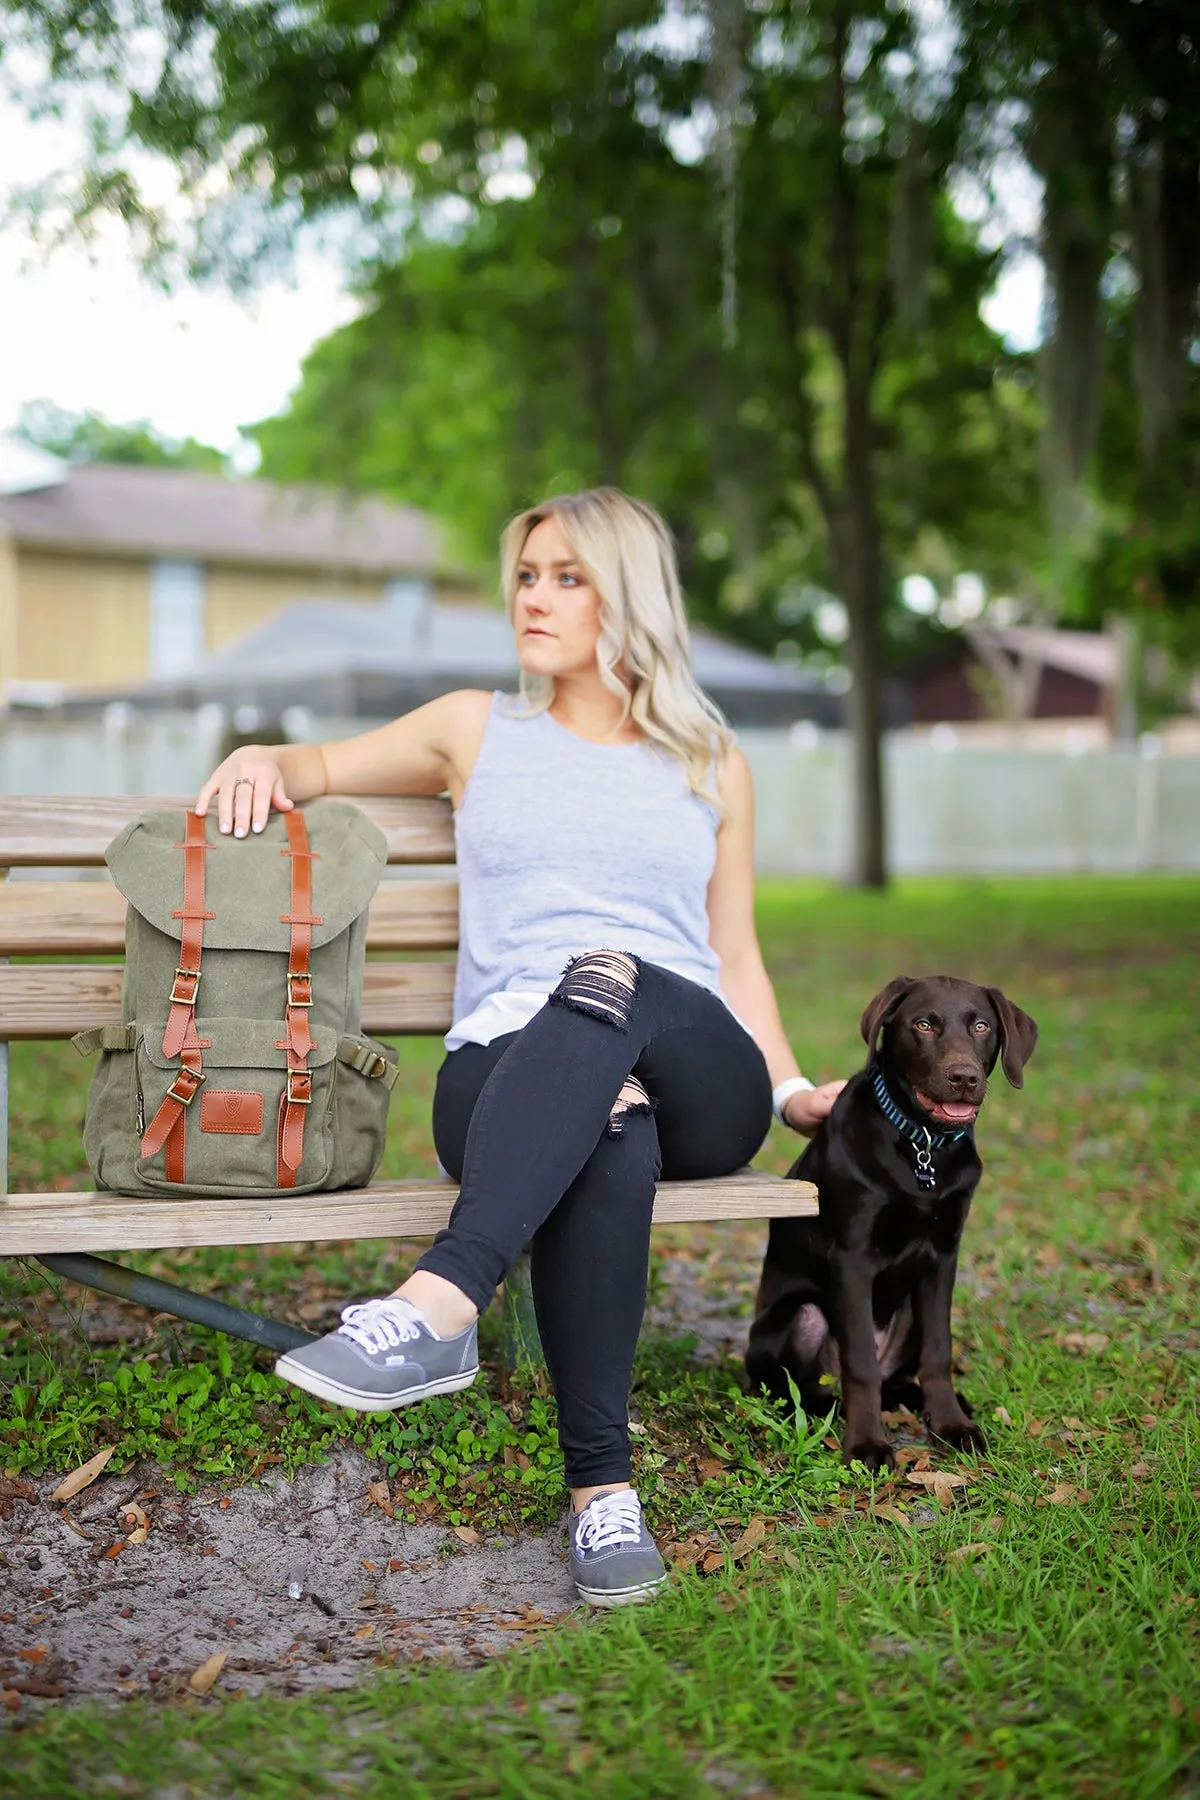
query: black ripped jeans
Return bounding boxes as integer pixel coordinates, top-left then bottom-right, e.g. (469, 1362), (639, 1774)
(416, 955), (772, 1488)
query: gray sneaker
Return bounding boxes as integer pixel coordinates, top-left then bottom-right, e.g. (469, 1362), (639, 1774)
(275, 1296), (478, 1412)
(569, 1489), (668, 1609)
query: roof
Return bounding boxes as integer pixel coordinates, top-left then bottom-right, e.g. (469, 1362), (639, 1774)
(196, 599), (830, 694)
(0, 461), (440, 575)
(986, 626), (1116, 686)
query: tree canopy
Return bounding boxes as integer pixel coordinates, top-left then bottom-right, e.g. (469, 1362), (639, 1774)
(4, 0), (1196, 878)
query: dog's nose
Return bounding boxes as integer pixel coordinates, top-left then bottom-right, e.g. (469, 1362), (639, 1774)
(945, 1063), (984, 1097)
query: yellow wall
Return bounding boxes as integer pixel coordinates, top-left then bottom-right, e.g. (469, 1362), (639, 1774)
(0, 530), (19, 690)
(9, 549), (485, 687)
(16, 549), (150, 686)
(205, 566), (386, 652)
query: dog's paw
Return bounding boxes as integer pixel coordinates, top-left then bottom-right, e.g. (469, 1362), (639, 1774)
(925, 1414), (987, 1455)
(844, 1437), (896, 1473)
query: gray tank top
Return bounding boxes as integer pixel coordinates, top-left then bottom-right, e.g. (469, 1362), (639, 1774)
(448, 694), (725, 1045)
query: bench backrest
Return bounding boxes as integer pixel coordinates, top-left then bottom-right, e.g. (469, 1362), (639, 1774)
(0, 795), (460, 1189)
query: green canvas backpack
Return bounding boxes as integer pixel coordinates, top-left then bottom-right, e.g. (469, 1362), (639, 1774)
(74, 800), (399, 1198)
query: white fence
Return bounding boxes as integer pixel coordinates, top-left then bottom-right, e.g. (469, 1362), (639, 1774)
(2, 710), (1197, 875)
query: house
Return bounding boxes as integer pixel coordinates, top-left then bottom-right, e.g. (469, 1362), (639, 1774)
(896, 626), (1119, 729)
(21, 596), (843, 730)
(0, 449), (476, 696)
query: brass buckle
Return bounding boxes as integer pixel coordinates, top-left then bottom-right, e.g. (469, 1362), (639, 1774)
(287, 973), (313, 1008)
(364, 1052), (387, 1080)
(166, 1066), (206, 1106)
(169, 966), (201, 1007)
(286, 1071), (313, 1106)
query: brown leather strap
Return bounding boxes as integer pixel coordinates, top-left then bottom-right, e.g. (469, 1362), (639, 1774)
(143, 813), (212, 1182)
(275, 809), (322, 1186)
(161, 812), (214, 1060)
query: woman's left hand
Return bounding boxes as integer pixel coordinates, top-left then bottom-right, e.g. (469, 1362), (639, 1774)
(781, 1080), (847, 1136)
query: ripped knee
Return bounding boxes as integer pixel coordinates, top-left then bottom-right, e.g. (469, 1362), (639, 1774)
(550, 949), (640, 1032)
(607, 1075), (654, 1138)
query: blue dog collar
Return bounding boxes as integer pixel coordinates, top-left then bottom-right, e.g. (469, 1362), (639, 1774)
(870, 1066), (970, 1190)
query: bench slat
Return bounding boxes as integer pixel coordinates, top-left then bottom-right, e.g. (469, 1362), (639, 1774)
(0, 880), (461, 955)
(0, 795), (455, 867)
(0, 1171), (818, 1254)
(0, 962), (457, 1039)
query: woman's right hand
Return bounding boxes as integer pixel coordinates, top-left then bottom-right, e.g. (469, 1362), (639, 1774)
(195, 748), (295, 838)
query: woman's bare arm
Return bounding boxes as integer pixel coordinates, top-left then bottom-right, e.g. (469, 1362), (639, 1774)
(707, 748), (845, 1135)
(195, 689), (493, 837)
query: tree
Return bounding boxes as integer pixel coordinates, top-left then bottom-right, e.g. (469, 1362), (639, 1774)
(15, 400), (229, 472)
(953, 0), (1200, 727)
(2, 0), (1047, 882)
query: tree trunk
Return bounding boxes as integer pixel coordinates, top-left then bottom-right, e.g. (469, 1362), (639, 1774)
(829, 477), (887, 891)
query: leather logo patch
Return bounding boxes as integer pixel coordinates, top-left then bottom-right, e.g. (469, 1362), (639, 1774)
(200, 1089), (265, 1135)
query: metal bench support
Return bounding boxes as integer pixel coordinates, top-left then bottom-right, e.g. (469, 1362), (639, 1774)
(36, 1252), (316, 1354)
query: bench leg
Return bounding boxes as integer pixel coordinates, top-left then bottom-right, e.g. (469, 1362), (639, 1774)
(35, 1253), (317, 1355)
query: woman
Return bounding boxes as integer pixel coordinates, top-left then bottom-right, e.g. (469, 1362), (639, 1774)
(196, 488), (843, 1609)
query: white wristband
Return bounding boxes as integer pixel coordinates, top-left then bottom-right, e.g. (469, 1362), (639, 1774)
(773, 1076), (815, 1124)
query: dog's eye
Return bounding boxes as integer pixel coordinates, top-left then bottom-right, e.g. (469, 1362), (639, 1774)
(973, 1020), (990, 1033)
(914, 1019), (933, 1033)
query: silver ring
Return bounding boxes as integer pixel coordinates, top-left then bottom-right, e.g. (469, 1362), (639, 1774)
(233, 777), (254, 790)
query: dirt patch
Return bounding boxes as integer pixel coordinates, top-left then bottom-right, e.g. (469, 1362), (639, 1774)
(0, 1449), (579, 1716)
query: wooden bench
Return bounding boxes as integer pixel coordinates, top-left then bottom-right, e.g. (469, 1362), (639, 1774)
(0, 793), (817, 1356)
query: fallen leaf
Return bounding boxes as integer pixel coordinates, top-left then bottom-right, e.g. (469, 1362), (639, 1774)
(993, 1405), (1014, 1426)
(453, 1526), (481, 1545)
(365, 1481), (394, 1519)
(353, 1624), (375, 1639)
(947, 1542), (989, 1562)
(187, 1650), (228, 1695)
(121, 1501), (149, 1530)
(907, 1470), (968, 1509)
(729, 1517), (769, 1561)
(1026, 1418), (1047, 1439)
(125, 1527), (149, 1546)
(16, 1647), (46, 1664)
(696, 1457), (726, 1481)
(1, 1692), (19, 1713)
(1129, 1462), (1151, 1479)
(701, 1550), (725, 1574)
(1038, 1483), (1087, 1507)
(50, 1447), (116, 1504)
(1058, 1332), (1109, 1355)
(1061, 1417), (1087, 1431)
(871, 1503), (910, 1527)
(627, 1421), (648, 1436)
(104, 1541), (125, 1559)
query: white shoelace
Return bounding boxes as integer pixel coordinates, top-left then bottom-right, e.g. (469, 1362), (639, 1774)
(574, 1490), (645, 1555)
(337, 1297), (424, 1355)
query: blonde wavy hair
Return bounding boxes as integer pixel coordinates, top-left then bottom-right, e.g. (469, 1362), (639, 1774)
(500, 488), (734, 804)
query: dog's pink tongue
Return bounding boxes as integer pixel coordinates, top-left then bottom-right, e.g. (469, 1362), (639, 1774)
(936, 1102), (978, 1123)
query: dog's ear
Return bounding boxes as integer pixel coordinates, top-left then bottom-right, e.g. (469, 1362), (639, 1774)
(860, 977), (920, 1056)
(985, 988), (1038, 1088)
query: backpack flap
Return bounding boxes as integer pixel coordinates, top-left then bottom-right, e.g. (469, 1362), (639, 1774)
(105, 801), (387, 952)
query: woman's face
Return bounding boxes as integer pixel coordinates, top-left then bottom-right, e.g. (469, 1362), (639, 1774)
(513, 515), (604, 680)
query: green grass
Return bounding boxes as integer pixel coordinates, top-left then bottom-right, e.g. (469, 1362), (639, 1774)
(3, 875), (1199, 1796)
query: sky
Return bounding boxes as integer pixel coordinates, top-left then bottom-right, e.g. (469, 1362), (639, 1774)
(0, 87), (1045, 467)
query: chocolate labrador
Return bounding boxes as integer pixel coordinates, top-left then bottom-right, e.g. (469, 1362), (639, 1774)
(746, 976), (1037, 1470)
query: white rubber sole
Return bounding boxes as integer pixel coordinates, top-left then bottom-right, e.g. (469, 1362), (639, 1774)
(274, 1355), (479, 1413)
(574, 1576), (669, 1610)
